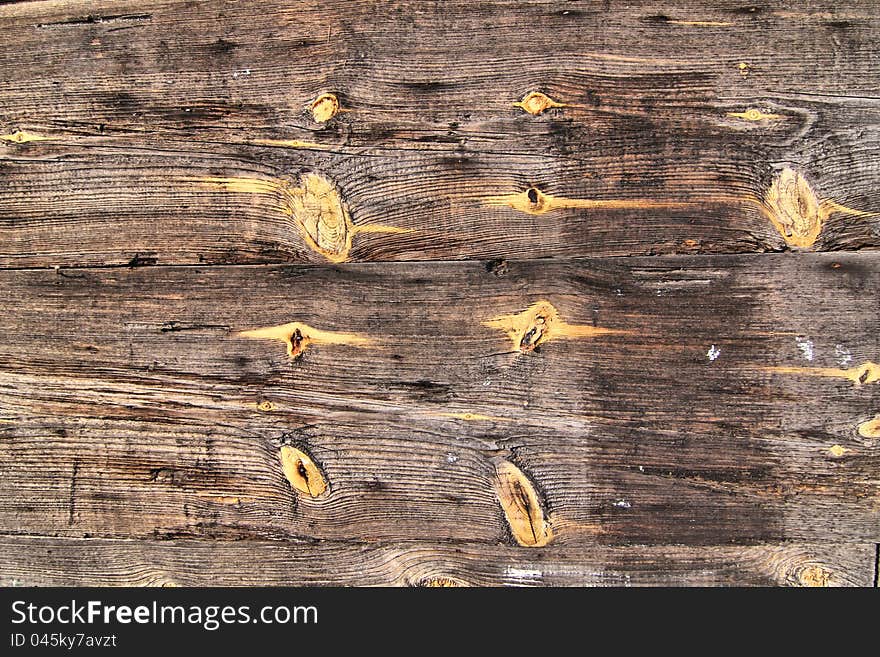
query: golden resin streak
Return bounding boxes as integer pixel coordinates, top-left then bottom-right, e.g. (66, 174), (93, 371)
(483, 300), (630, 352)
(485, 187), (692, 215)
(279, 445), (327, 498)
(352, 223), (412, 235)
(239, 321), (371, 359)
(827, 445), (849, 457)
(251, 138), (333, 150)
(857, 416), (880, 439)
(492, 460), (552, 547)
(194, 492), (253, 505)
(190, 173), (409, 262)
(513, 92), (566, 115)
(760, 168), (877, 248)
(0, 130), (51, 144)
(764, 361), (880, 386)
(727, 109), (784, 121)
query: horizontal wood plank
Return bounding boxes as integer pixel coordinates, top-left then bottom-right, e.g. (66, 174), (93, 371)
(2, 0), (878, 587)
(1, 0), (879, 265)
(0, 536), (873, 587)
(0, 254), (878, 545)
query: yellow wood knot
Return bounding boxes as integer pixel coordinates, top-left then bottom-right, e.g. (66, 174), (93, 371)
(727, 108), (783, 121)
(827, 444), (848, 457)
(764, 361), (880, 387)
(310, 93), (340, 123)
(239, 321), (371, 360)
(857, 415), (880, 439)
(492, 460), (552, 547)
(256, 400), (276, 412)
(417, 576), (468, 587)
(513, 91), (565, 115)
(762, 168), (877, 248)
(764, 169), (822, 247)
(279, 445), (327, 497)
(191, 172), (410, 262)
(797, 565), (831, 587)
(0, 130), (50, 144)
(291, 173), (352, 260)
(483, 300), (630, 353)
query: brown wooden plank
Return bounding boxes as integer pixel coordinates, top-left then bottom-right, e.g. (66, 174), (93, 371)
(0, 254), (877, 545)
(0, 536), (873, 587)
(2, 0), (879, 265)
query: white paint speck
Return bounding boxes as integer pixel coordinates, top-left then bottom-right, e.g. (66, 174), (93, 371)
(835, 344), (853, 367)
(505, 566), (543, 584)
(232, 68), (252, 79)
(638, 465), (645, 473)
(445, 454), (458, 464)
(796, 336), (814, 361)
(613, 499), (632, 508)
(707, 345), (721, 362)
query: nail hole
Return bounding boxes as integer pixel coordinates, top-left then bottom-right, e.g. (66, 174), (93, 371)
(289, 328), (304, 357)
(527, 188), (539, 204)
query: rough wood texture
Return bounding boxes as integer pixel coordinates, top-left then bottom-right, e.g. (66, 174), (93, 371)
(0, 537), (873, 587)
(1, 0), (878, 586)
(1, 255), (878, 549)
(2, 0), (880, 266)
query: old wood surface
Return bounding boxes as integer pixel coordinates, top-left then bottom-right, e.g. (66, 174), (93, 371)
(1, 0), (878, 586)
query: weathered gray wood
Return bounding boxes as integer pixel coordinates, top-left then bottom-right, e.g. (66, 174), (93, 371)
(2, 0), (879, 586)
(0, 536), (873, 587)
(0, 254), (877, 546)
(1, 0), (879, 266)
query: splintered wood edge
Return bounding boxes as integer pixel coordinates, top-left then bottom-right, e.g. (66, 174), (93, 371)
(238, 321), (372, 359)
(482, 299), (630, 352)
(492, 460), (552, 547)
(279, 445), (328, 498)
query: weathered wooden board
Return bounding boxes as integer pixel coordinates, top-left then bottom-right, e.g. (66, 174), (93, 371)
(0, 537), (873, 587)
(0, 255), (877, 549)
(2, 0), (880, 266)
(1, 0), (878, 586)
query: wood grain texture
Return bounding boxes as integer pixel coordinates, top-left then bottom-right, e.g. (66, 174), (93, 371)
(1, 0), (880, 266)
(1, 0), (878, 586)
(0, 537), (873, 587)
(0, 255), (878, 548)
